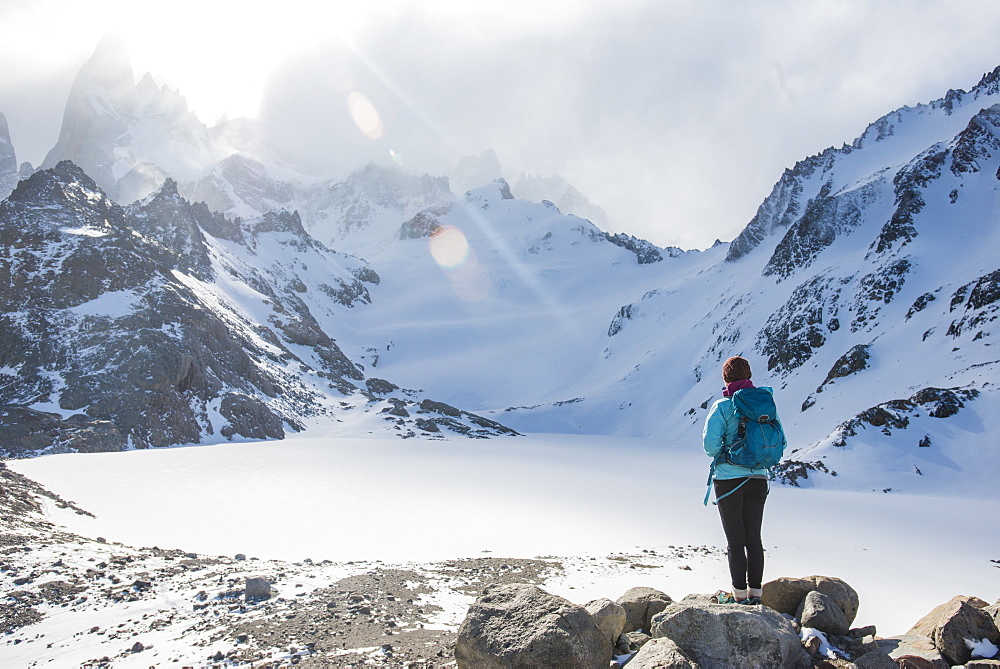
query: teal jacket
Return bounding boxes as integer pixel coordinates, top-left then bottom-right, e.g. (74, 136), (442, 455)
(703, 386), (776, 480)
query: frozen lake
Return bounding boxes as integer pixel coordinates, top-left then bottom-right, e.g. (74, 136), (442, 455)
(10, 430), (1000, 636)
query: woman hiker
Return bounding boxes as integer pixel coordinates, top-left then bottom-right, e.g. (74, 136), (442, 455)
(702, 355), (785, 605)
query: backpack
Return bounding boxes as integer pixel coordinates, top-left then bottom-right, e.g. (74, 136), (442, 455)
(703, 387), (787, 505)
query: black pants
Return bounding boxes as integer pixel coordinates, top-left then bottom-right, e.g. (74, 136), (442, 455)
(714, 477), (768, 590)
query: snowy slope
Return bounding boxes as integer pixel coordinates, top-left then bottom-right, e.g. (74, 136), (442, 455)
(0, 163), (516, 455)
(5, 35), (1000, 496)
(312, 68), (1000, 496)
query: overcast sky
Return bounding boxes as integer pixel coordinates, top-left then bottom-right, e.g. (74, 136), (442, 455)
(2, 0), (1000, 249)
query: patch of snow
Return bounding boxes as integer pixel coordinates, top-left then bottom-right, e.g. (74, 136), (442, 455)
(967, 636), (999, 659)
(800, 627), (848, 659)
(59, 226), (107, 237)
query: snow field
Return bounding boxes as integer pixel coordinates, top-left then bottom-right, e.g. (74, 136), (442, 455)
(9, 430), (999, 638)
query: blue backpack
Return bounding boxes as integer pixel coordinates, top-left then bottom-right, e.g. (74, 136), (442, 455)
(704, 387), (787, 505)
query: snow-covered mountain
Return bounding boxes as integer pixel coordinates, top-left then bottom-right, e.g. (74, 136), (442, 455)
(0, 162), (515, 456)
(40, 35), (285, 207)
(2, 38), (999, 496)
(513, 171), (612, 231)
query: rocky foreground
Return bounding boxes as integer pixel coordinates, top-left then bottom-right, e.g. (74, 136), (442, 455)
(0, 462), (719, 667)
(455, 580), (1000, 668)
(1, 459), (998, 668)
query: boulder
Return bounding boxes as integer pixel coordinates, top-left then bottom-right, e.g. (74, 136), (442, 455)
(244, 577), (271, 600)
(850, 649), (898, 668)
(895, 656), (944, 669)
(616, 586), (673, 633)
(876, 635), (950, 668)
(760, 576), (813, 616)
(455, 584), (607, 668)
(967, 660), (1000, 668)
(806, 575), (859, 625)
(761, 575), (859, 625)
(796, 590), (850, 636)
(907, 595), (1000, 666)
(584, 598), (626, 648)
(626, 637), (699, 668)
(650, 600), (811, 668)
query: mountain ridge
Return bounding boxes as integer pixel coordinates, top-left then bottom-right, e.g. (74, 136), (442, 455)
(2, 42), (999, 495)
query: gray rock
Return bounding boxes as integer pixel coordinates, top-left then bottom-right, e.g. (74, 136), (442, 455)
(616, 586), (673, 633)
(876, 635), (949, 668)
(894, 656), (945, 669)
(807, 576), (859, 625)
(626, 637), (699, 668)
(650, 600), (811, 668)
(796, 590), (849, 636)
(455, 584), (607, 668)
(0, 406), (124, 457)
(760, 576), (813, 617)
(851, 649), (898, 669)
(245, 577), (271, 600)
(850, 624), (878, 639)
(907, 595), (1000, 666)
(584, 598), (626, 649)
(986, 599), (1000, 627)
(761, 575), (859, 625)
(626, 629), (652, 651)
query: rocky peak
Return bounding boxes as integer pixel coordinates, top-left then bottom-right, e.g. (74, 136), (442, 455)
(0, 112), (17, 198)
(77, 33), (135, 99)
(6, 160), (107, 213)
(126, 177), (213, 279)
(41, 36), (137, 194)
(450, 149), (503, 195)
(971, 64), (1000, 98)
(42, 37), (214, 201)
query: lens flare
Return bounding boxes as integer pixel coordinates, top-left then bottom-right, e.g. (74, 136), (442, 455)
(347, 91), (383, 140)
(428, 225), (491, 302)
(429, 225), (470, 269)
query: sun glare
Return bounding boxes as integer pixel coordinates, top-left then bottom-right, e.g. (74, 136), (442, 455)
(347, 91), (385, 140)
(428, 225), (470, 269)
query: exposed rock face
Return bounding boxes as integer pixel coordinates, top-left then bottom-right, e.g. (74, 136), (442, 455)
(0, 112), (18, 200)
(603, 232), (668, 264)
(183, 154), (295, 218)
(650, 600), (811, 668)
(907, 595), (1000, 666)
(828, 387), (979, 449)
(763, 179), (881, 280)
(0, 162), (517, 452)
(0, 406), (123, 457)
(455, 584), (607, 668)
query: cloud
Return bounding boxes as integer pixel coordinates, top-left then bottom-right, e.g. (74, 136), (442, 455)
(3, 0), (1000, 249)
